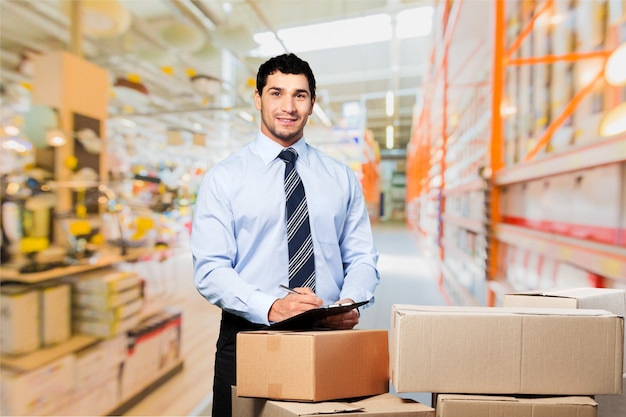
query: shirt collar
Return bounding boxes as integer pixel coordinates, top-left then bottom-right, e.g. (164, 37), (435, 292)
(255, 132), (310, 166)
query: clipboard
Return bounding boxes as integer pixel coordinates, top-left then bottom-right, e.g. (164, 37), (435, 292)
(264, 300), (368, 331)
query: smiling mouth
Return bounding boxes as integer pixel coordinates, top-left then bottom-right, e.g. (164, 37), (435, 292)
(277, 117), (297, 125)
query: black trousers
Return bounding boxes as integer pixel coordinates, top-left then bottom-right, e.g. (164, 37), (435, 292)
(212, 311), (264, 417)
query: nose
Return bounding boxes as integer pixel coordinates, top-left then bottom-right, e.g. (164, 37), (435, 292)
(280, 96), (295, 113)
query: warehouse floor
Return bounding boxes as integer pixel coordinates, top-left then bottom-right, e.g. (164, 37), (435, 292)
(122, 220), (447, 416)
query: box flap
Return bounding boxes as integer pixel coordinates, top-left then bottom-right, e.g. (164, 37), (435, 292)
(272, 402), (364, 415)
(393, 304), (617, 317)
(438, 394), (597, 406)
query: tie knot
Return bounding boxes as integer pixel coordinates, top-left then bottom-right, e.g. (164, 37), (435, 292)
(279, 148), (298, 164)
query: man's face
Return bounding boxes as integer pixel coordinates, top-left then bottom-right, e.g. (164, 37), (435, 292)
(255, 71), (315, 146)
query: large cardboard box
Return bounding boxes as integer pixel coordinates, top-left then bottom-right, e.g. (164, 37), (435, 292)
(390, 305), (623, 395)
(0, 354), (76, 416)
(435, 394), (597, 417)
(503, 287), (626, 367)
(233, 387), (434, 416)
(0, 284), (40, 355)
(237, 329), (389, 402)
(596, 375), (626, 417)
(39, 283), (71, 346)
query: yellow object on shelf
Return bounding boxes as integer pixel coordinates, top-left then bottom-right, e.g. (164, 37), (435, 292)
(69, 220), (92, 236)
(20, 237), (49, 254)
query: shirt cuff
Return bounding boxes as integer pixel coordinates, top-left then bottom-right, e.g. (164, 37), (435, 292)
(246, 291), (280, 325)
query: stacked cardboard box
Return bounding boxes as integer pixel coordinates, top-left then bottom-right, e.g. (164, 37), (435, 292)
(120, 307), (182, 402)
(70, 270), (144, 338)
(1, 282), (72, 355)
(0, 284), (41, 355)
(0, 354), (76, 416)
(232, 387), (434, 416)
(503, 287), (626, 417)
(435, 394), (598, 416)
(235, 329), (435, 415)
(389, 304), (624, 416)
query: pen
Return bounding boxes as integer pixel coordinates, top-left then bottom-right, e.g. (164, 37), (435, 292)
(279, 284), (302, 295)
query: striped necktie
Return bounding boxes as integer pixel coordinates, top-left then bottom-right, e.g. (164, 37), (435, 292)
(278, 148), (316, 290)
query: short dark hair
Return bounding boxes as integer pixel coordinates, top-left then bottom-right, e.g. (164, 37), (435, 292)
(256, 53), (316, 98)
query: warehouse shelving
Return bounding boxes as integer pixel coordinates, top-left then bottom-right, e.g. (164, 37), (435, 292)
(0, 251), (185, 416)
(407, 0), (626, 306)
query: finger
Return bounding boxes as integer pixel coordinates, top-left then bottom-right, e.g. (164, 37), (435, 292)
(294, 287), (316, 295)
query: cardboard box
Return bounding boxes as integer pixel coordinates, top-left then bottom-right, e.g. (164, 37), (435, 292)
(73, 285), (142, 310)
(435, 394), (597, 417)
(233, 387), (434, 416)
(503, 287), (626, 366)
(73, 297), (143, 322)
(120, 308), (182, 401)
(0, 284), (40, 355)
(72, 270), (141, 294)
(0, 354), (76, 416)
(39, 283), (71, 346)
(596, 375), (626, 417)
(390, 305), (623, 395)
(237, 329), (389, 401)
(74, 312), (141, 338)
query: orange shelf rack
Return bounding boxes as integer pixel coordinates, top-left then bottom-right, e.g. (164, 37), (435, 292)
(407, 0), (626, 306)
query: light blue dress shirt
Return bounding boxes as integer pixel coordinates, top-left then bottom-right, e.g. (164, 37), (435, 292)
(191, 133), (380, 325)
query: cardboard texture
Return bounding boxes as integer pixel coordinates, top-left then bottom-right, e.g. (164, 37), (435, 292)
(232, 387), (434, 417)
(0, 284), (40, 355)
(435, 394), (597, 417)
(236, 329), (389, 402)
(390, 305), (623, 395)
(39, 283), (71, 346)
(596, 375), (626, 417)
(72, 270), (141, 294)
(503, 287), (626, 366)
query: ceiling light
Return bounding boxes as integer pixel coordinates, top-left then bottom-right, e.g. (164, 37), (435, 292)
(3, 124), (20, 136)
(238, 111), (254, 122)
(253, 7), (433, 56)
(46, 130), (67, 147)
(160, 22), (205, 53)
(190, 74), (222, 96)
(113, 76), (150, 107)
(396, 7), (434, 38)
(605, 42), (626, 86)
(213, 25), (258, 53)
(313, 105), (332, 127)
(386, 125), (394, 149)
(386, 91), (394, 117)
(63, 0), (132, 38)
(599, 102), (626, 137)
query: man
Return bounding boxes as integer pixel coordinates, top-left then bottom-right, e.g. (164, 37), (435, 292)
(191, 53), (380, 417)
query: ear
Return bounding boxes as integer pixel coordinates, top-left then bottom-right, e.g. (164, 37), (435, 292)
(309, 96), (316, 115)
(254, 90), (262, 110)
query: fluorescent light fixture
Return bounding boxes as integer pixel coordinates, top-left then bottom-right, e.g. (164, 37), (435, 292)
(605, 42), (626, 86)
(313, 105), (332, 127)
(599, 102), (626, 137)
(396, 7), (433, 38)
(238, 111), (254, 122)
(46, 130), (67, 147)
(3, 124), (20, 136)
(386, 91), (394, 117)
(386, 125), (394, 149)
(253, 7), (433, 55)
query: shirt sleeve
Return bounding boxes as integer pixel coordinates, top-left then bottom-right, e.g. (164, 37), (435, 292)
(336, 167), (380, 306)
(190, 170), (278, 325)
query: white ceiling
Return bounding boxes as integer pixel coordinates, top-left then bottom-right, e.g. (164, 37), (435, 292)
(0, 0), (434, 167)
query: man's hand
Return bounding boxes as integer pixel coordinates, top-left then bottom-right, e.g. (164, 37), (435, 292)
(268, 287), (323, 323)
(319, 298), (359, 330)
